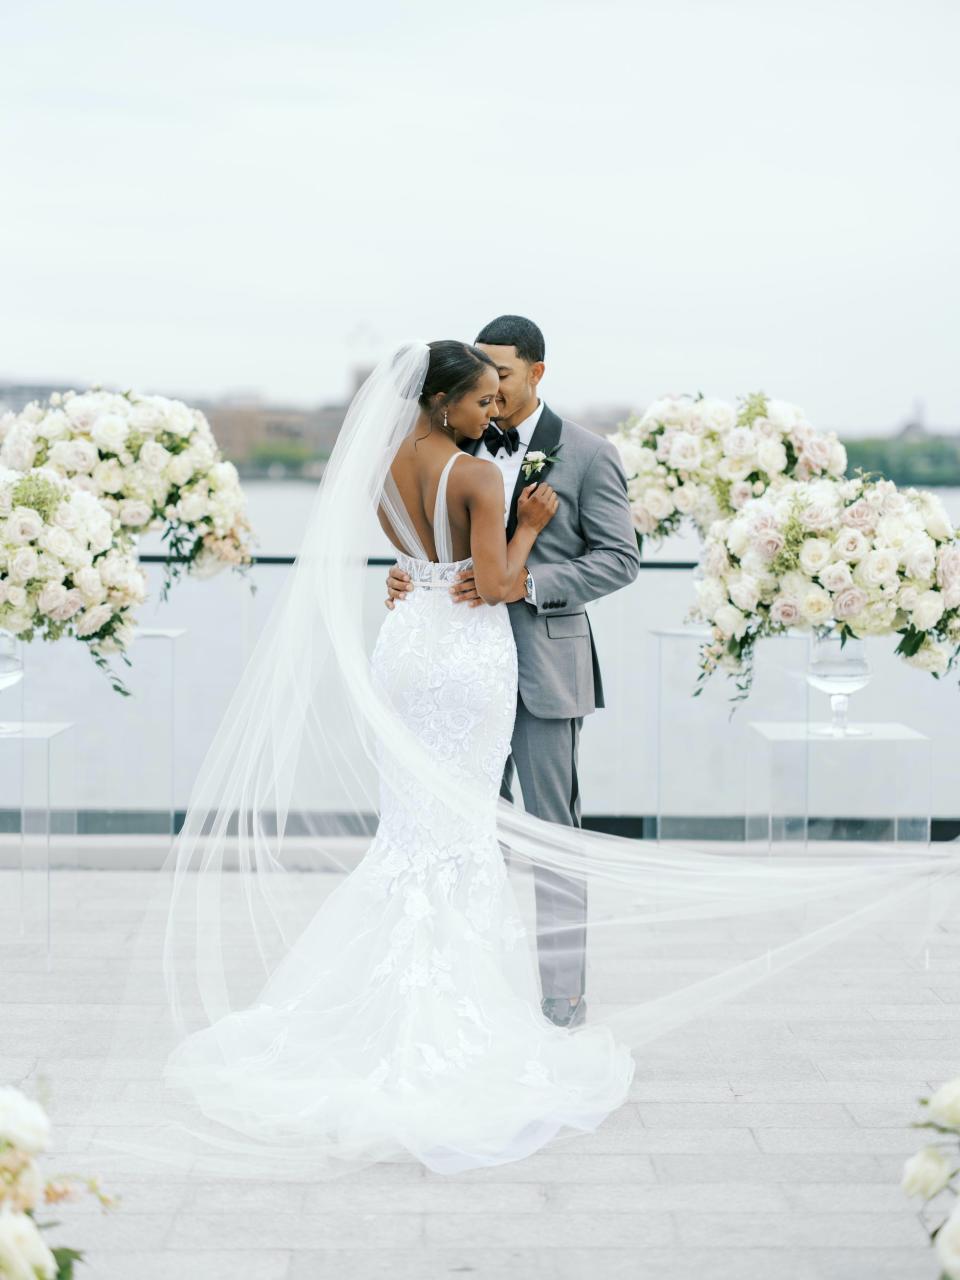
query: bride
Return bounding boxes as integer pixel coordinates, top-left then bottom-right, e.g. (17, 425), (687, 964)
(161, 340), (634, 1174)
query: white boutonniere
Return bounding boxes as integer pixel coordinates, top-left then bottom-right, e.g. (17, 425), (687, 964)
(521, 446), (561, 481)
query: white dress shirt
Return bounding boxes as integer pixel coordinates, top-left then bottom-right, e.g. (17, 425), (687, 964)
(483, 400), (545, 606)
(485, 400), (544, 523)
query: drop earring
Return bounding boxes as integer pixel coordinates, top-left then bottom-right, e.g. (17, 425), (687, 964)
(443, 408), (448, 431)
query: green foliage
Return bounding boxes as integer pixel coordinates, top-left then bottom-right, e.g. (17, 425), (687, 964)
(843, 436), (960, 487)
(770, 499), (806, 577)
(247, 440), (317, 470)
(737, 391), (769, 428)
(53, 1246), (85, 1279)
(11, 473), (62, 521)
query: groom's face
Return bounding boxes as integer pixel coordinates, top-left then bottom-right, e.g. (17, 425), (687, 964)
(476, 344), (545, 426)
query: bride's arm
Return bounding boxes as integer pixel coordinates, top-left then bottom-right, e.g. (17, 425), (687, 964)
(465, 464), (558, 606)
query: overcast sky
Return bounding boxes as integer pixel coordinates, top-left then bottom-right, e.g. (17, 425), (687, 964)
(1, 0), (957, 433)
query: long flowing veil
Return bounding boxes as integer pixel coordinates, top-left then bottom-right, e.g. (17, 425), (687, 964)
(71, 339), (960, 1180)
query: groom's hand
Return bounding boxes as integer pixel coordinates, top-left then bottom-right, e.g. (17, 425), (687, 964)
(449, 569), (483, 607)
(450, 566), (527, 607)
(385, 566), (411, 610)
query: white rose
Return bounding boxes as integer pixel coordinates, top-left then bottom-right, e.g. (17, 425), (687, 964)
(854, 549), (899, 589)
(714, 603), (748, 639)
(1, 434), (38, 472)
(37, 409), (71, 442)
(91, 413), (129, 453)
(728, 573), (760, 613)
(75, 566), (106, 602)
(910, 589), (945, 632)
(643, 488), (674, 521)
(729, 481), (753, 510)
(800, 435), (832, 473)
(667, 432), (702, 472)
(827, 440), (847, 475)
(672, 484), (698, 515)
(722, 427), (756, 462)
(937, 1200), (960, 1280)
(0, 1208), (57, 1280)
(0, 1089), (50, 1154)
(819, 560), (853, 593)
(5, 586), (27, 609)
(4, 508), (44, 545)
(126, 400), (166, 432)
(186, 440), (215, 471)
(138, 440), (171, 472)
(37, 581), (67, 616)
(834, 528), (868, 563)
(801, 584), (833, 625)
(48, 438), (98, 473)
(756, 438), (788, 476)
(901, 1145), (952, 1200)
(928, 1079), (960, 1130)
(118, 499), (152, 528)
(695, 576), (727, 617)
(92, 458), (124, 494)
(902, 533), (937, 582)
(39, 526), (74, 562)
(769, 596), (801, 627)
(7, 547), (39, 584)
(919, 492), (954, 542)
(799, 538), (832, 577)
(167, 453), (195, 487)
(74, 603), (113, 638)
(718, 455), (754, 483)
(906, 638), (951, 675)
(833, 586), (868, 621)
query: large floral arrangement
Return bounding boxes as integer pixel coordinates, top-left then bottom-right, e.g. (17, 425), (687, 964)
(0, 468), (146, 693)
(0, 1086), (116, 1279)
(610, 392), (848, 548)
(902, 1077), (960, 1278)
(0, 389), (254, 595)
(691, 474), (960, 697)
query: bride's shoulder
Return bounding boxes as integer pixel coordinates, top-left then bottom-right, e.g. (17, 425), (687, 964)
(449, 452), (503, 496)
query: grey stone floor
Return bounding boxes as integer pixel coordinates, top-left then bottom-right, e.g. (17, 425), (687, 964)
(2, 863), (956, 1279)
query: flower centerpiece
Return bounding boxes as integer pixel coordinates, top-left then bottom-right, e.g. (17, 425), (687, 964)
(902, 1077), (960, 1278)
(610, 392), (848, 549)
(0, 1086), (116, 1279)
(0, 389), (254, 596)
(0, 467), (146, 694)
(691, 474), (960, 699)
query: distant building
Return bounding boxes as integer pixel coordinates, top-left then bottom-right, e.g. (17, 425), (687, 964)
(897, 398), (929, 441)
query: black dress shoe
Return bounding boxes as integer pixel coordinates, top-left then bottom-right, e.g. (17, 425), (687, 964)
(541, 995), (587, 1029)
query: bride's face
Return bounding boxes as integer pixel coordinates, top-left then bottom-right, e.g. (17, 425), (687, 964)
(447, 365), (500, 440)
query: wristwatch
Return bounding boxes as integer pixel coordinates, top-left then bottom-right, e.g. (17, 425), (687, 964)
(524, 571), (536, 605)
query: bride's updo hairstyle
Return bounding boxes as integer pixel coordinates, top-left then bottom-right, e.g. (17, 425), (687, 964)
(418, 341), (497, 418)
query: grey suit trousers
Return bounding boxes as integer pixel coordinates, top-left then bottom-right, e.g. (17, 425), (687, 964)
(501, 694), (586, 999)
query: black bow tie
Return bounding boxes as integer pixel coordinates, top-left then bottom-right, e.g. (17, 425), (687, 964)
(482, 425), (520, 457)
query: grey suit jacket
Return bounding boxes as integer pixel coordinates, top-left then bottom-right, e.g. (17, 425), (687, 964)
(471, 405), (641, 720)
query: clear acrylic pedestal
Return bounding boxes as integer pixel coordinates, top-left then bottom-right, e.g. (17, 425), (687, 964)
(0, 721), (76, 957)
(130, 627), (186, 842)
(650, 626), (809, 845)
(746, 720), (932, 852)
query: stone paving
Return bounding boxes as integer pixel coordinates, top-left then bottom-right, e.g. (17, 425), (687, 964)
(2, 864), (958, 1279)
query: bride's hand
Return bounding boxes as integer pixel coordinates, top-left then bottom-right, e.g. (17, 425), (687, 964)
(516, 483), (559, 533)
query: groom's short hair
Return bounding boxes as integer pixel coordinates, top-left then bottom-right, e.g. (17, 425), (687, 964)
(475, 315), (545, 364)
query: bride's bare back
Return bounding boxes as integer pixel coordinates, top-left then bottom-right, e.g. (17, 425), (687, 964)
(379, 427), (559, 604)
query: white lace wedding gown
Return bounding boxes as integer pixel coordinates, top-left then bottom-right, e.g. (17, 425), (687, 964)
(165, 453), (634, 1174)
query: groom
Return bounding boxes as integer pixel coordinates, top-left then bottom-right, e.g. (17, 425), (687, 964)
(387, 315), (640, 1027)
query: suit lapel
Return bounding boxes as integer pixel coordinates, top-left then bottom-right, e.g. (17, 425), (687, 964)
(506, 404), (563, 538)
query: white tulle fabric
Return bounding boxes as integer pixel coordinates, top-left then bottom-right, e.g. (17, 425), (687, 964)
(72, 340), (960, 1183)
